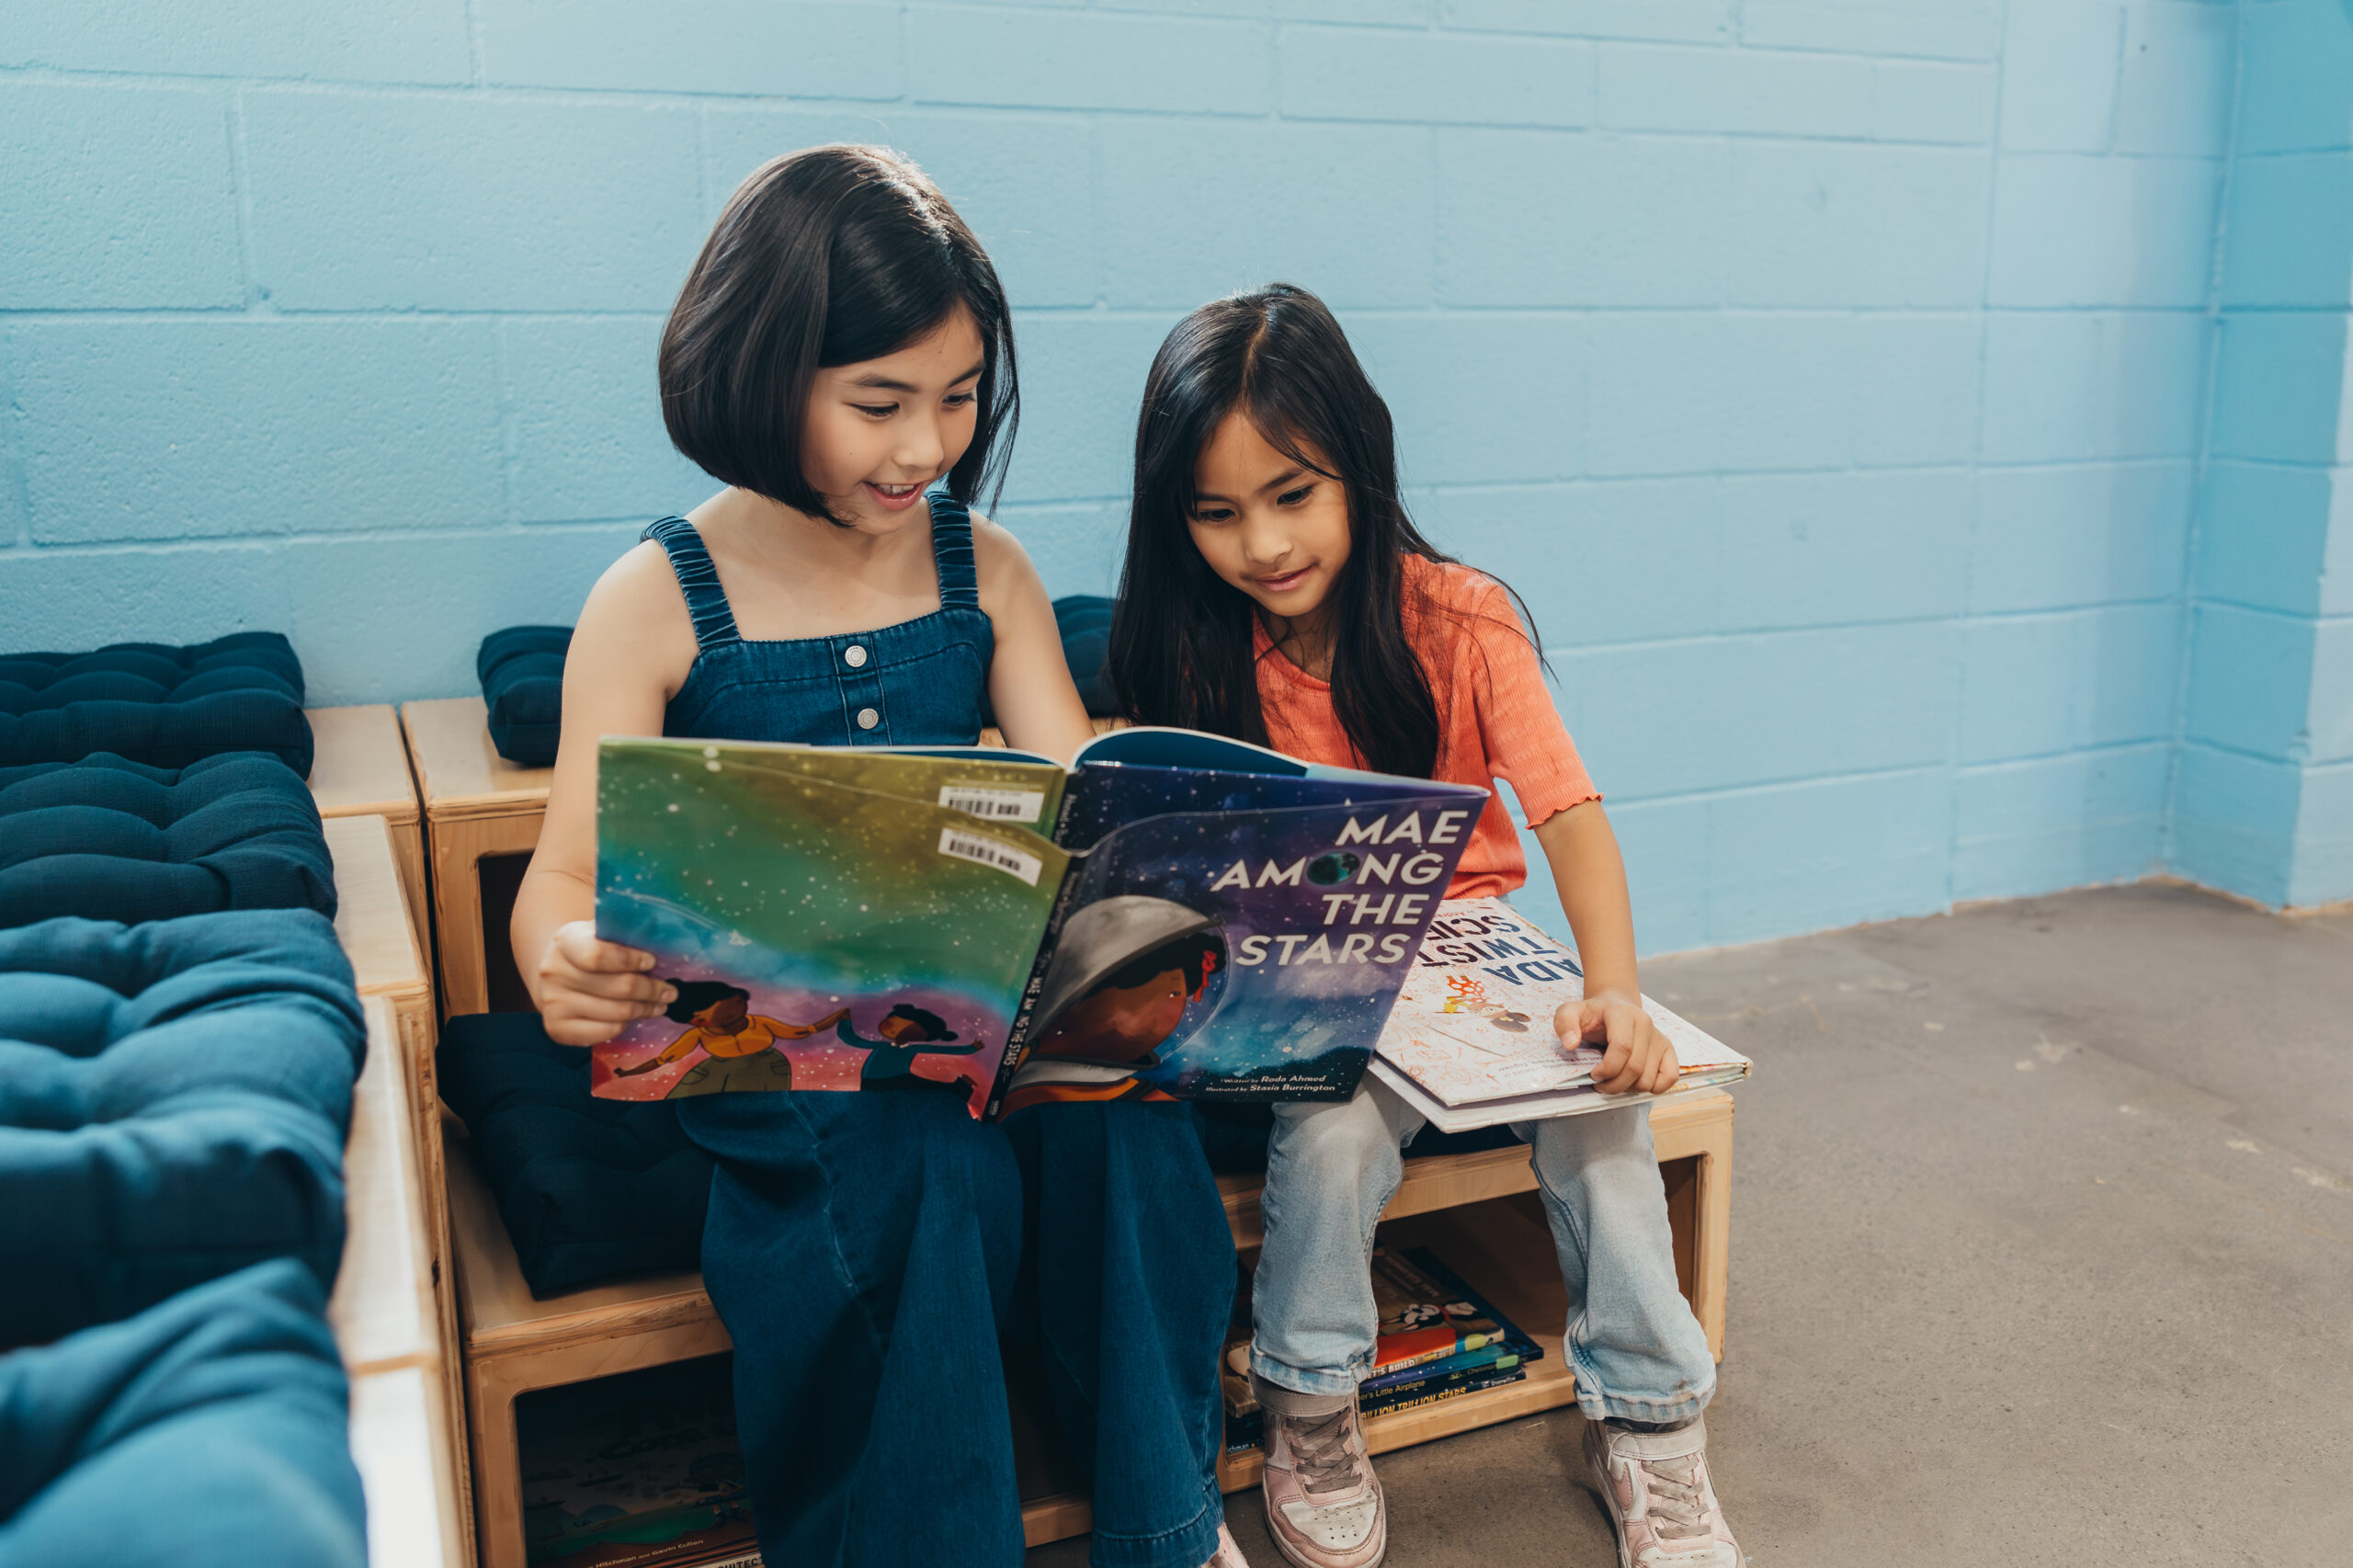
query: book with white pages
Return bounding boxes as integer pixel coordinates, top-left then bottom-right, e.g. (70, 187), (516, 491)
(1370, 897), (1750, 1133)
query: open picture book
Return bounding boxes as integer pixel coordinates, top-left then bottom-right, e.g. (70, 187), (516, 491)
(591, 726), (1487, 1118)
(1370, 897), (1751, 1133)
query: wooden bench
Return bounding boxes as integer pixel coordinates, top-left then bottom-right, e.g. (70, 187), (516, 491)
(450, 1086), (1732, 1557)
(309, 705), (427, 961)
(322, 814), (469, 1559)
(332, 994), (472, 1568)
(400, 697), (552, 1019)
(403, 699), (1734, 1551)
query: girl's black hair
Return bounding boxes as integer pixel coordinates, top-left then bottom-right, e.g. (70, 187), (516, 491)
(883, 1004), (956, 1041)
(660, 144), (1019, 527)
(1107, 283), (1539, 780)
(665, 981), (749, 1024)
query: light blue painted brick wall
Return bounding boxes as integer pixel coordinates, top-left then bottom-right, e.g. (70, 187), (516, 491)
(2169, 0), (2353, 911)
(4, 0), (2329, 950)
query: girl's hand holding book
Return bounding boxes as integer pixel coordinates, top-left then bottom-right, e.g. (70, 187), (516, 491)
(1561, 990), (1680, 1096)
(532, 920), (677, 1046)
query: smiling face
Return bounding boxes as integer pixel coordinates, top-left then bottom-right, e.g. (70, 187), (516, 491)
(1186, 410), (1354, 664)
(1037, 967), (1193, 1065)
(799, 307), (986, 532)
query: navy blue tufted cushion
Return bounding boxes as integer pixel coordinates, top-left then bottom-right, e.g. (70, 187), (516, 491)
(0, 912), (363, 1348)
(0, 1258), (365, 1567)
(0, 753), (335, 929)
(0, 633), (312, 775)
(1054, 595), (1118, 716)
(438, 1012), (711, 1299)
(478, 625), (571, 767)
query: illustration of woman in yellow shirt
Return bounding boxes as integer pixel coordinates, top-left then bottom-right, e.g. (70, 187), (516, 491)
(613, 981), (850, 1098)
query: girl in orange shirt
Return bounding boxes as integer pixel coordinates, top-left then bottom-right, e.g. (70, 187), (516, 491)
(1108, 285), (1743, 1568)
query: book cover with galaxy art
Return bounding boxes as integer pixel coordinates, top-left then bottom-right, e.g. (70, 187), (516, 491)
(591, 727), (1487, 1118)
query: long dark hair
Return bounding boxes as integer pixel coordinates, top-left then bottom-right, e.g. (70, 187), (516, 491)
(1108, 283), (1536, 779)
(659, 144), (1018, 526)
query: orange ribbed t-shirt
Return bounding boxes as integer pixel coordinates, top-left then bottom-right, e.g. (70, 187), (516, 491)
(1253, 554), (1599, 901)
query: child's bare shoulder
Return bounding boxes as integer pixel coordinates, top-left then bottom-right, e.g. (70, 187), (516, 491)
(571, 540), (699, 682)
(967, 511), (1050, 595)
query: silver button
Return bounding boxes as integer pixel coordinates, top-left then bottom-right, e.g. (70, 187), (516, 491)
(844, 644), (868, 668)
(857, 707), (880, 731)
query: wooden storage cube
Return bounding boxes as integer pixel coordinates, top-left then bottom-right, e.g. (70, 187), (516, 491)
(401, 696), (552, 1019)
(308, 705), (427, 961)
(1018, 1088), (1734, 1540)
(447, 1131), (728, 1568)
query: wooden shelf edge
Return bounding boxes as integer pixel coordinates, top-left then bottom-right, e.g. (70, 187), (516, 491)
(1021, 1492), (1095, 1549)
(1216, 1358), (1579, 1494)
(465, 1289), (722, 1361)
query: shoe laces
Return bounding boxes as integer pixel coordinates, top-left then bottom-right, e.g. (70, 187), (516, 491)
(1287, 1407), (1367, 1497)
(1626, 1450), (1711, 1543)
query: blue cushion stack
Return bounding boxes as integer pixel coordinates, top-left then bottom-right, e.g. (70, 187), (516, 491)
(0, 754), (336, 927)
(0, 633), (313, 775)
(0, 635), (369, 1564)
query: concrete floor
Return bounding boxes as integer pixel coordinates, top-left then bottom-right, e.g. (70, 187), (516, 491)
(1029, 882), (2353, 1568)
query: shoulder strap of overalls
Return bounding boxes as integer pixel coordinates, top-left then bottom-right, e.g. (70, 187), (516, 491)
(641, 517), (742, 650)
(927, 493), (982, 609)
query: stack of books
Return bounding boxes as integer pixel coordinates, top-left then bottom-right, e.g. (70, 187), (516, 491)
(519, 1356), (762, 1568)
(1222, 1246), (1540, 1452)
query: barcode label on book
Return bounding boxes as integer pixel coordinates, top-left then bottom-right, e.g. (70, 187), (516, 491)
(938, 783), (1046, 822)
(938, 826), (1043, 885)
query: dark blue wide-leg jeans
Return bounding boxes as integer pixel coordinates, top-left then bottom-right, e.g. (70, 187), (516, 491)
(1005, 1100), (1235, 1568)
(680, 1089), (1027, 1568)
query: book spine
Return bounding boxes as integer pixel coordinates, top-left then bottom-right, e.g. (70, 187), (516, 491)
(984, 851), (1087, 1118)
(1362, 1343), (1520, 1395)
(1369, 1331), (1474, 1380)
(1360, 1365), (1528, 1420)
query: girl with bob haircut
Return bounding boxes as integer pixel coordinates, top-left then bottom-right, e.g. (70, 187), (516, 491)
(512, 148), (1245, 1568)
(1109, 284), (1744, 1568)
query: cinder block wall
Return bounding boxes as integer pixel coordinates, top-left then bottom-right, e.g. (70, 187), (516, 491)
(0, 3), (2265, 950)
(2171, 0), (2353, 910)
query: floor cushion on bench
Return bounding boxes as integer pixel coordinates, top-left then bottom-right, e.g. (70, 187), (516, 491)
(478, 625), (571, 767)
(438, 1012), (712, 1298)
(0, 633), (312, 775)
(0, 1258), (364, 1568)
(1053, 595), (1118, 716)
(0, 911), (363, 1348)
(0, 753), (335, 928)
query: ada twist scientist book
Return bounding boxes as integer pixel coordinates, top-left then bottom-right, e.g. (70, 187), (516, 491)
(590, 726), (1488, 1117)
(1369, 897), (1751, 1132)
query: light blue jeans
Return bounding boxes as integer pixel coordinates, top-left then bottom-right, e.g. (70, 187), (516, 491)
(1250, 1079), (1716, 1425)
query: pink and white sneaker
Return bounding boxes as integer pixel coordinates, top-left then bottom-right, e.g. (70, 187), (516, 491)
(1583, 1416), (1744, 1567)
(1259, 1396), (1386, 1568)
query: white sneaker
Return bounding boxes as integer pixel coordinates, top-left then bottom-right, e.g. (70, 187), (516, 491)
(1259, 1393), (1385, 1568)
(1583, 1416), (1743, 1567)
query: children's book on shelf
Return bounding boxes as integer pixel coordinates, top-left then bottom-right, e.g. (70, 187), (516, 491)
(1221, 1244), (1541, 1451)
(593, 727), (1487, 1118)
(517, 1356), (761, 1568)
(1369, 898), (1751, 1133)
(1368, 1244), (1540, 1378)
(1362, 1362), (1529, 1419)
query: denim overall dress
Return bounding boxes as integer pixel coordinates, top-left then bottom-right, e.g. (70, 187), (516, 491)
(642, 501), (1029, 1568)
(643, 502), (1235, 1568)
